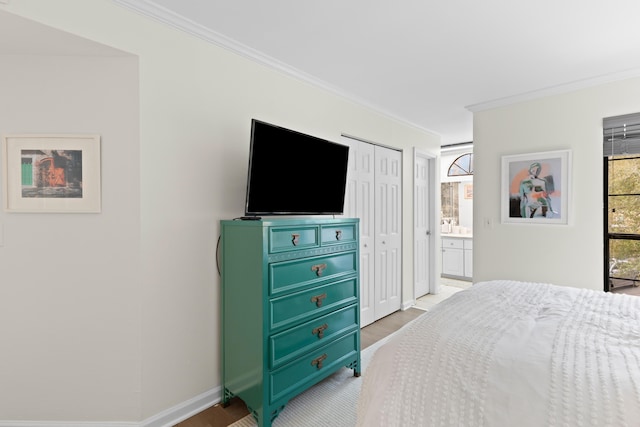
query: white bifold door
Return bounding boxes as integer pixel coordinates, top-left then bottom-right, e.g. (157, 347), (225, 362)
(341, 137), (402, 327)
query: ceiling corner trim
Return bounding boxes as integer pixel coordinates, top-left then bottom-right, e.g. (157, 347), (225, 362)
(112, 0), (359, 90)
(111, 0), (437, 135)
(466, 67), (640, 113)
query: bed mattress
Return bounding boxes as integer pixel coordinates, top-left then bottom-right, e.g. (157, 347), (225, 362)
(356, 280), (640, 427)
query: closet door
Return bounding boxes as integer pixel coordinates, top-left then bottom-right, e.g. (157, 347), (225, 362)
(373, 146), (402, 319)
(343, 140), (375, 327)
(342, 138), (402, 326)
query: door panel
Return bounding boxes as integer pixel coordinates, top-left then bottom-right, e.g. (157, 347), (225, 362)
(414, 154), (431, 297)
(342, 138), (402, 325)
(342, 139), (376, 326)
(374, 146), (402, 319)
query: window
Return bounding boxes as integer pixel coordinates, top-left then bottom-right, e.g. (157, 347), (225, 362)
(441, 182), (459, 226)
(447, 153), (473, 177)
(603, 112), (640, 292)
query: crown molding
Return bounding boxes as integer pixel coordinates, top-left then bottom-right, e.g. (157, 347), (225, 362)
(466, 67), (640, 113)
(111, 0), (435, 135)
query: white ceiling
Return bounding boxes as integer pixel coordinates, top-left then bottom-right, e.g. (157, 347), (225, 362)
(10, 1), (640, 144)
(120, 0), (640, 144)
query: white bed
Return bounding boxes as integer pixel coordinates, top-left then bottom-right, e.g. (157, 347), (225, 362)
(357, 280), (640, 427)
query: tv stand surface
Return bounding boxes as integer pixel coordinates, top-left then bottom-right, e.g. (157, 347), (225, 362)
(239, 216), (262, 221)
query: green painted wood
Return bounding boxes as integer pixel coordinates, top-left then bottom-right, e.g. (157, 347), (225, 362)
(269, 251), (357, 295)
(269, 331), (359, 402)
(220, 218), (360, 427)
(269, 277), (358, 332)
(269, 304), (359, 368)
(320, 222), (357, 245)
(269, 225), (319, 253)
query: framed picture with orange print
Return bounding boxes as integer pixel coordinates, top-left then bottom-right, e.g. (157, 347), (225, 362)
(2, 134), (101, 213)
(501, 149), (570, 225)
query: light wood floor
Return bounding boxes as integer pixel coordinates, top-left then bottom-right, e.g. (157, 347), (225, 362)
(175, 307), (424, 427)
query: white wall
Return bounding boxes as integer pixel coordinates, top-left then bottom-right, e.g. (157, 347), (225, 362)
(0, 52), (140, 421)
(473, 76), (640, 290)
(0, 0), (441, 424)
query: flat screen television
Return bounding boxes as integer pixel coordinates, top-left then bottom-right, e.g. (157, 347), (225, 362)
(244, 119), (350, 216)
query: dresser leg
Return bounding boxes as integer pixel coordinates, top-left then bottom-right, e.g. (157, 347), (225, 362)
(222, 388), (233, 407)
(346, 357), (361, 377)
(270, 404), (286, 423)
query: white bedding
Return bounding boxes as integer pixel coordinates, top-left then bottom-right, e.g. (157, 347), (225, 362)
(356, 280), (640, 427)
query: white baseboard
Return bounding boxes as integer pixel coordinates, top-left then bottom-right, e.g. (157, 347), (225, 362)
(142, 386), (221, 427)
(401, 300), (416, 311)
(0, 386), (222, 427)
(0, 421), (139, 427)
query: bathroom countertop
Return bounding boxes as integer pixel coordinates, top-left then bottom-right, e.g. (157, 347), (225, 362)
(441, 233), (473, 238)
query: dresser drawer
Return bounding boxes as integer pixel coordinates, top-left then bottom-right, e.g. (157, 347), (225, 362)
(269, 304), (358, 369)
(321, 223), (357, 246)
(269, 251), (357, 295)
(269, 225), (319, 253)
(269, 331), (359, 404)
(269, 277), (358, 331)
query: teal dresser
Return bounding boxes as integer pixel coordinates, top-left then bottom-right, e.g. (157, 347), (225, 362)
(220, 217), (361, 427)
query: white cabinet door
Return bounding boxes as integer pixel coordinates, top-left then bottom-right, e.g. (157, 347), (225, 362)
(443, 247), (464, 276)
(442, 238), (464, 277)
(464, 239), (473, 278)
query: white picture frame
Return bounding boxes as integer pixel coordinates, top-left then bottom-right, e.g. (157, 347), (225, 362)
(2, 134), (101, 213)
(501, 149), (570, 225)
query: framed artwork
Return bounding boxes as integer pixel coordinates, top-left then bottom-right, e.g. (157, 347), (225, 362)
(464, 183), (473, 199)
(2, 134), (101, 213)
(501, 149), (570, 225)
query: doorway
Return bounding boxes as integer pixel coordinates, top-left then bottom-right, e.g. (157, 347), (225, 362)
(414, 149), (437, 299)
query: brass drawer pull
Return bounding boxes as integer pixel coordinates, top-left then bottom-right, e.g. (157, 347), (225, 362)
(312, 323), (329, 339)
(311, 293), (327, 307)
(311, 353), (327, 369)
(335, 230), (342, 240)
(292, 233), (300, 246)
(311, 263), (327, 276)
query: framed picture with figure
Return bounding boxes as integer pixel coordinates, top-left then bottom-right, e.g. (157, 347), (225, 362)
(501, 149), (570, 225)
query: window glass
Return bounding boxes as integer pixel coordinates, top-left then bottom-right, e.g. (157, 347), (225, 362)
(441, 182), (459, 225)
(609, 239), (640, 286)
(447, 153), (473, 176)
(608, 156), (640, 195)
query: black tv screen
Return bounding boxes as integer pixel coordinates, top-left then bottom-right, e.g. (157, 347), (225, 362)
(244, 119), (350, 216)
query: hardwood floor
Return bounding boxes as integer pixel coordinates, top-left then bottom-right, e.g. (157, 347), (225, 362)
(360, 307), (424, 349)
(174, 307), (425, 427)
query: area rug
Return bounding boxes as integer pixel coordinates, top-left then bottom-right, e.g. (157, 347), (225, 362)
(228, 315), (423, 427)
